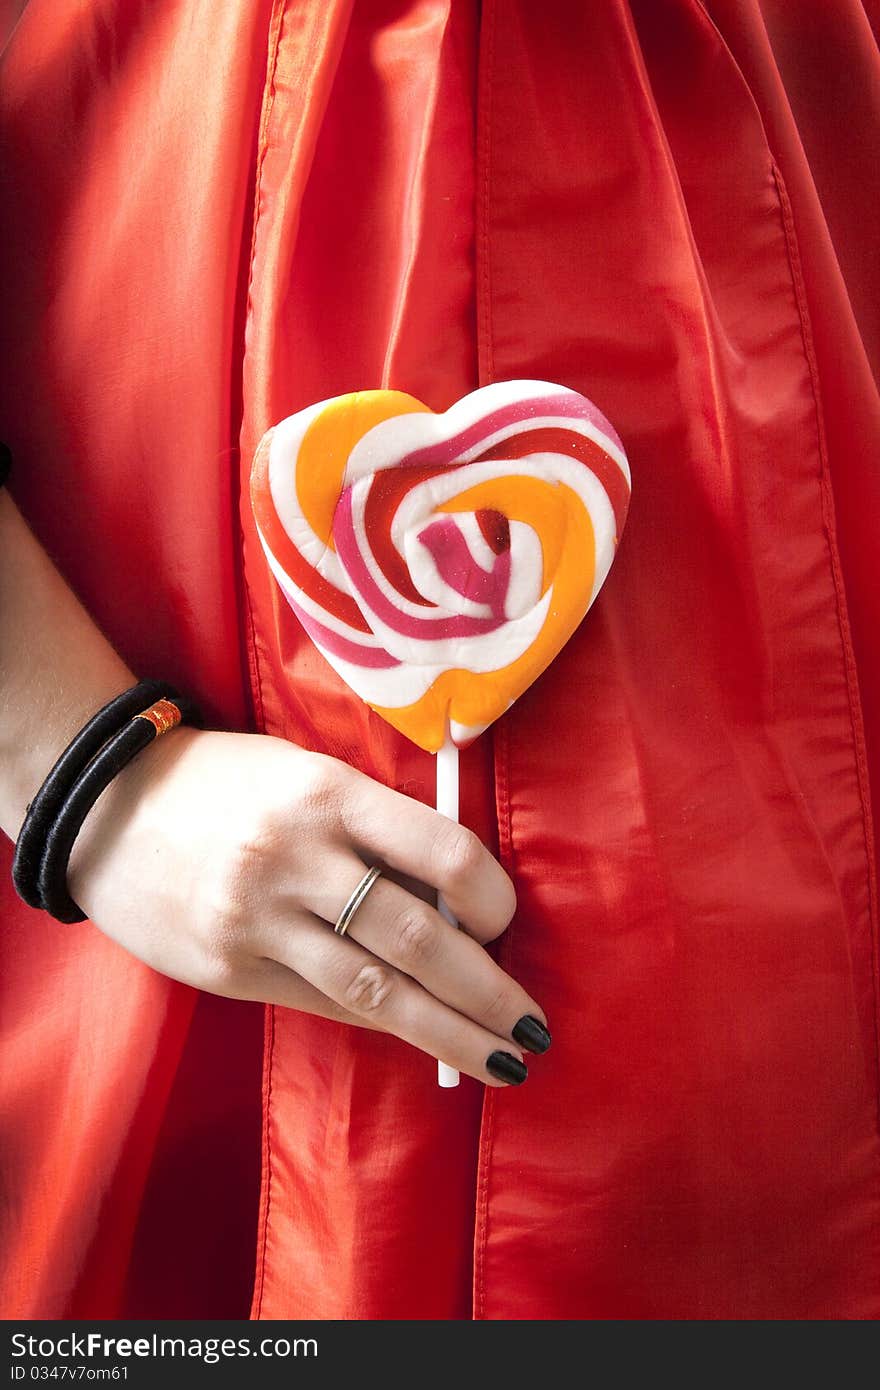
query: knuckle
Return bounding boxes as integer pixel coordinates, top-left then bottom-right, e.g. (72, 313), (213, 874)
(198, 844), (271, 966)
(295, 751), (347, 814)
(223, 814), (287, 904)
(200, 946), (245, 997)
(485, 875), (518, 938)
(211, 905), (251, 962)
(481, 982), (518, 1031)
(333, 764), (381, 841)
(433, 825), (485, 889)
(197, 877), (250, 954)
(392, 907), (438, 968)
(288, 752), (354, 840)
(343, 962), (395, 1016)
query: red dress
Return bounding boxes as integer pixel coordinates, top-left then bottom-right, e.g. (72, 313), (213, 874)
(2, 0), (879, 1319)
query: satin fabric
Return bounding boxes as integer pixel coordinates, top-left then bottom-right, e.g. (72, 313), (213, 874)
(1, 0), (879, 1319)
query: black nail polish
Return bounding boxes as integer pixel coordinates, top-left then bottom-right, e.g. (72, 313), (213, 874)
(512, 1014), (552, 1055)
(486, 1051), (528, 1085)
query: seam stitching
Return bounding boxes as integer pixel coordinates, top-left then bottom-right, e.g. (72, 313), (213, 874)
(473, 0), (498, 1322)
(478, 714), (515, 1322)
(772, 158), (880, 1129)
(238, 0), (287, 736)
(243, 0), (287, 1318)
(476, 0), (495, 387)
(251, 1003), (275, 1319)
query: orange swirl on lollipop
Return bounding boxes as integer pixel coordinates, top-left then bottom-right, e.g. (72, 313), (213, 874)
(295, 390), (431, 549)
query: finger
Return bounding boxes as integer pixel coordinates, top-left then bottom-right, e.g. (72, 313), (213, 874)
(266, 912), (530, 1087)
(319, 854), (550, 1051)
(337, 768), (516, 943)
(242, 955), (382, 1030)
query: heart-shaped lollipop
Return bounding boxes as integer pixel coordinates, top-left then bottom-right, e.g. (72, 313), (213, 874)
(251, 379), (630, 1086)
(250, 380), (630, 753)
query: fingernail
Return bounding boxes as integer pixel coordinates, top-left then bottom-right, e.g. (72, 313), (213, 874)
(512, 1014), (552, 1055)
(486, 1051), (528, 1085)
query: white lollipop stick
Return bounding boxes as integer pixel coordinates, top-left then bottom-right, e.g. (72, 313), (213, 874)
(435, 729), (460, 1088)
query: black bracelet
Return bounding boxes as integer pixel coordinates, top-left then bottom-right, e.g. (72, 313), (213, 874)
(0, 441), (11, 488)
(36, 691), (201, 923)
(12, 679), (171, 910)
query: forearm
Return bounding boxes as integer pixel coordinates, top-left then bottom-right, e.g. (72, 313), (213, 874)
(0, 489), (135, 839)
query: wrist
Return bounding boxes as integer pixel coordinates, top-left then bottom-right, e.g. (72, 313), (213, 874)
(66, 721), (203, 916)
(10, 677), (201, 923)
(1, 669), (138, 841)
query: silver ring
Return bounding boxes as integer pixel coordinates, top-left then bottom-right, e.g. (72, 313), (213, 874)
(333, 864), (383, 937)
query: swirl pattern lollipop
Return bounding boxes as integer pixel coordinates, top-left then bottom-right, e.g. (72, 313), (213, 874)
(250, 380), (630, 753)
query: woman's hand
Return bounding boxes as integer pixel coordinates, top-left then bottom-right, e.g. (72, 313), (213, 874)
(66, 726), (551, 1085)
(0, 495), (547, 1086)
